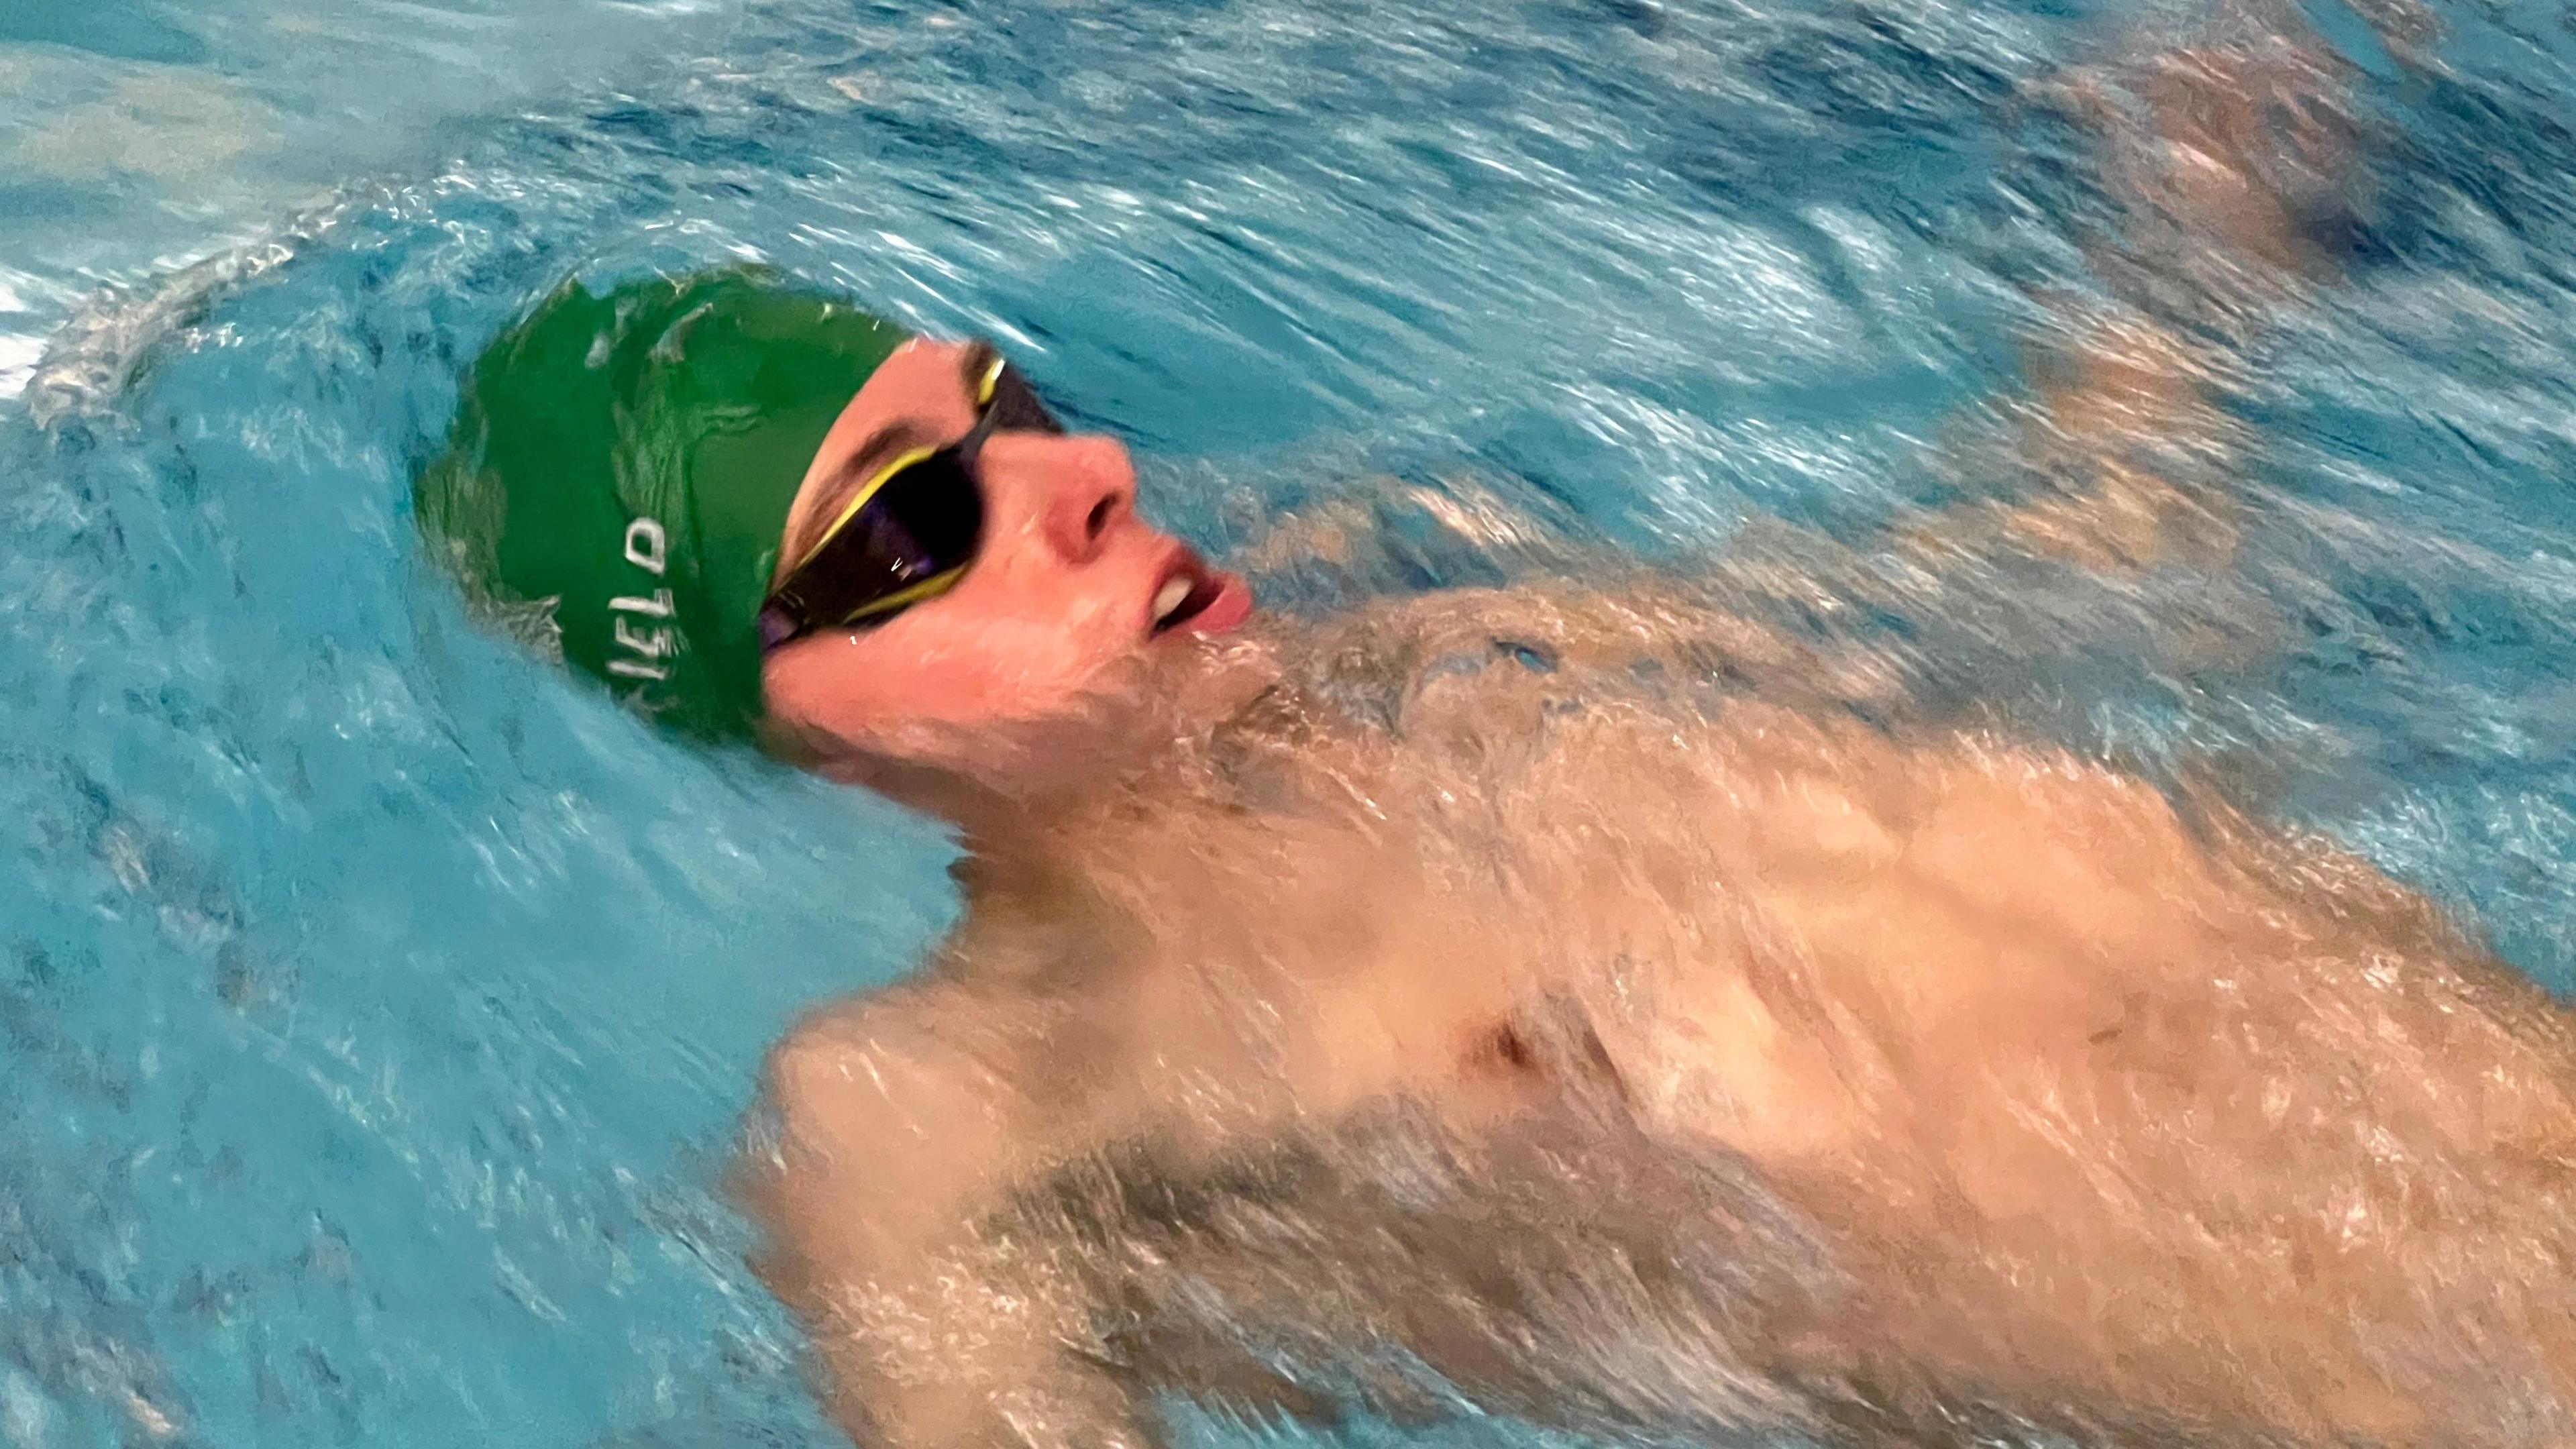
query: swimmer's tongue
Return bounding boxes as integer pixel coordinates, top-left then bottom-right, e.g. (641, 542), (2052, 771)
(414, 269), (910, 743)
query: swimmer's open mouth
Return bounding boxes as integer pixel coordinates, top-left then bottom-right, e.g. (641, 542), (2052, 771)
(1150, 556), (1222, 634)
(1146, 545), (1254, 638)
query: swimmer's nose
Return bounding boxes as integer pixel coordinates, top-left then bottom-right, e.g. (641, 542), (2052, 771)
(1006, 435), (1136, 566)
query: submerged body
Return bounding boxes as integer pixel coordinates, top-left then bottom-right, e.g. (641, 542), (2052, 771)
(745, 584), (2576, 1449)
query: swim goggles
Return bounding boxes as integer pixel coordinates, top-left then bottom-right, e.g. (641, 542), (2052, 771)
(757, 347), (1061, 652)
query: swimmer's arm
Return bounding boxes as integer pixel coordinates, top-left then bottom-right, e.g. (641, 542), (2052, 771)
(1934, 308), (2242, 571)
(1916, 34), (2368, 571)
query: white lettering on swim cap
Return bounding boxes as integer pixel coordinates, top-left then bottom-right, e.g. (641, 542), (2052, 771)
(610, 521), (680, 702)
(612, 614), (676, 660)
(609, 588), (680, 694)
(625, 517), (668, 575)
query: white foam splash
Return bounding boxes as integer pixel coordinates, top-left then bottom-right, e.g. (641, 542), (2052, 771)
(0, 330), (43, 401)
(1, 266), (45, 400)
(19, 201), (348, 427)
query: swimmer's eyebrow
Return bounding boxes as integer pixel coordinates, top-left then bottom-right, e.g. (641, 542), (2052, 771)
(955, 340), (999, 395)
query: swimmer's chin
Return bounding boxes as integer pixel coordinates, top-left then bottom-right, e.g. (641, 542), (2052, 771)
(773, 625), (1291, 809)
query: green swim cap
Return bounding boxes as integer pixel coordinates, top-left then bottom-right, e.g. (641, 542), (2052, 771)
(415, 268), (911, 742)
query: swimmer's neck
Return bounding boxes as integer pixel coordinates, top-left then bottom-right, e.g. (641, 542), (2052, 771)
(805, 631), (1293, 851)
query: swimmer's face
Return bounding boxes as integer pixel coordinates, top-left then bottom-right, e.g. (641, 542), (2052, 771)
(761, 339), (1253, 751)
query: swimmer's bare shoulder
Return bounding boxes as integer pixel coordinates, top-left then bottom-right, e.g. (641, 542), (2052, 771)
(745, 971), (1160, 1449)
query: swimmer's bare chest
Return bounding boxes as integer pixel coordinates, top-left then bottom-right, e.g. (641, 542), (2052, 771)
(748, 609), (2576, 1449)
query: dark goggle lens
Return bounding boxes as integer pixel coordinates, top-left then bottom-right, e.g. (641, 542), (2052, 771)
(760, 355), (1060, 648)
(788, 451), (985, 626)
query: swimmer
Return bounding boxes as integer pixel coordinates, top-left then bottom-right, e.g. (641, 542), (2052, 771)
(413, 9), (2576, 1448)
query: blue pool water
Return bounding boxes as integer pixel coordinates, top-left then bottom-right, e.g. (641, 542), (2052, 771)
(3, 0), (2575, 1444)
